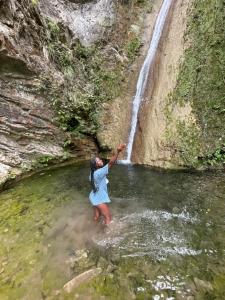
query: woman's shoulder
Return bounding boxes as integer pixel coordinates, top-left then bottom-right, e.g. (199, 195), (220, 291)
(95, 164), (109, 177)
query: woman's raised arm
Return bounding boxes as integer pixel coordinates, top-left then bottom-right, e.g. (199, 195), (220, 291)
(108, 144), (126, 168)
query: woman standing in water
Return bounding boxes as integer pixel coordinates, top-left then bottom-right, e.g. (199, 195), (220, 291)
(89, 144), (126, 225)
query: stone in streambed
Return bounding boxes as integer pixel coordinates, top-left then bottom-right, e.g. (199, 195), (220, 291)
(96, 256), (117, 274)
(194, 277), (213, 292)
(96, 256), (108, 269)
(186, 297), (195, 300)
(172, 207), (180, 214)
(66, 249), (96, 271)
(63, 267), (102, 293)
(0, 268), (5, 274)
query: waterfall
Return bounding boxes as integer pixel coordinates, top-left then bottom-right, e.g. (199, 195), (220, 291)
(121, 0), (173, 164)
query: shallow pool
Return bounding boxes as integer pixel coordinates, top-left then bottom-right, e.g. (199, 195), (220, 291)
(0, 163), (224, 299)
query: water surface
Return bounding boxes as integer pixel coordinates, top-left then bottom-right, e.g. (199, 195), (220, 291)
(0, 163), (224, 299)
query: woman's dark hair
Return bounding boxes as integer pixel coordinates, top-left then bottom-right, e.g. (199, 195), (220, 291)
(90, 158), (98, 193)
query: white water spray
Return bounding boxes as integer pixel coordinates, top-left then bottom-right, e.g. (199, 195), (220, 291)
(121, 0), (173, 164)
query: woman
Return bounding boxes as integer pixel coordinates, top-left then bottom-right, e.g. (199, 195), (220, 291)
(89, 144), (126, 225)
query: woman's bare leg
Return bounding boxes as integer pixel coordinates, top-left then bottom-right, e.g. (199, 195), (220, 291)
(97, 203), (112, 225)
(93, 206), (100, 223)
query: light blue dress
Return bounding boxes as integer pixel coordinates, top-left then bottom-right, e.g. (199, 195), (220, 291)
(89, 164), (111, 206)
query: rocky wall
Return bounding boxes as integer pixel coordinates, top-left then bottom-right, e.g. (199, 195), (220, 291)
(0, 0), (116, 185)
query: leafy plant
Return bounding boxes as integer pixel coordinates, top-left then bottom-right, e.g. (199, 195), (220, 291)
(124, 36), (141, 61)
(205, 147), (225, 166)
(47, 20), (60, 34)
(37, 155), (55, 167)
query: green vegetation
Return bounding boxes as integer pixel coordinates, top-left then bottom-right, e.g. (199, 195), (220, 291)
(119, 0), (150, 8)
(31, 0), (38, 5)
(168, 0), (225, 168)
(0, 166), (84, 300)
(18, 153), (71, 176)
(39, 0), (148, 139)
(204, 147), (225, 166)
(33, 153), (71, 169)
(37, 155), (55, 167)
(165, 118), (201, 168)
(40, 20), (125, 137)
(124, 36), (141, 61)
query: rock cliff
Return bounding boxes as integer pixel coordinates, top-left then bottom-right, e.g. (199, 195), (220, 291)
(1, 0), (223, 186)
(0, 0), (153, 186)
(0, 0), (117, 185)
(131, 0), (225, 169)
(132, 0), (194, 168)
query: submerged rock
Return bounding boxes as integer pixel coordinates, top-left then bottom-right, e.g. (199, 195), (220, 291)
(66, 249), (96, 272)
(193, 277), (213, 292)
(63, 267), (102, 293)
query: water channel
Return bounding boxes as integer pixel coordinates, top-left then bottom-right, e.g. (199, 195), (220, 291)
(0, 162), (224, 299)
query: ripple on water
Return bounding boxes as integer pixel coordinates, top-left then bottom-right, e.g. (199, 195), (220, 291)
(93, 208), (201, 260)
(149, 274), (190, 300)
(1, 163), (224, 299)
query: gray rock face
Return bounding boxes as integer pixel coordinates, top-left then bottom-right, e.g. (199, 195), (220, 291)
(0, 0), (103, 183)
(0, 1), (66, 177)
(0, 78), (65, 167)
(39, 0), (116, 46)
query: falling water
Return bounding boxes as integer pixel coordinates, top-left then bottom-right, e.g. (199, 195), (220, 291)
(123, 0), (173, 164)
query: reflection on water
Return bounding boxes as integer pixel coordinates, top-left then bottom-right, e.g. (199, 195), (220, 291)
(0, 162), (225, 299)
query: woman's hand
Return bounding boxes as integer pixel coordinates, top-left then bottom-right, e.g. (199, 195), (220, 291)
(117, 143), (126, 153)
(109, 143), (126, 168)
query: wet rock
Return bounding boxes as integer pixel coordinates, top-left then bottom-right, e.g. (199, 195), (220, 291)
(52, 289), (61, 296)
(186, 296), (194, 300)
(108, 253), (121, 265)
(185, 280), (197, 295)
(63, 267), (102, 293)
(66, 249), (96, 271)
(2, 260), (8, 267)
(0, 163), (12, 187)
(172, 207), (180, 214)
(75, 249), (88, 260)
(194, 277), (213, 292)
(97, 256), (108, 269)
(169, 255), (183, 268)
(96, 256), (117, 274)
(106, 263), (117, 273)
